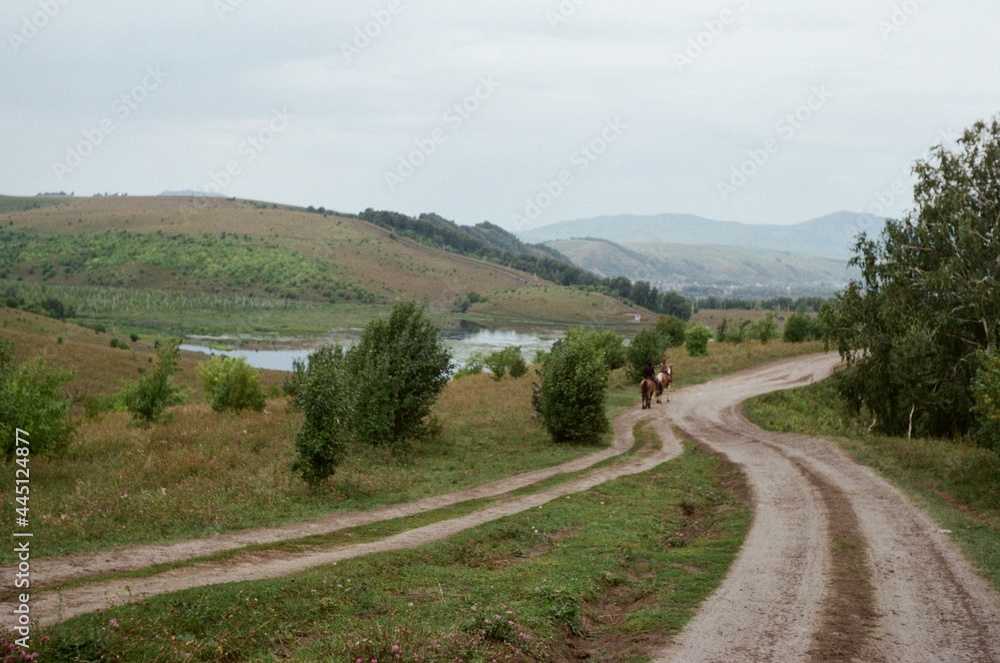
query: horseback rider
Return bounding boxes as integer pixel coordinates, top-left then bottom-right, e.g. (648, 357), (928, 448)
(643, 360), (655, 381)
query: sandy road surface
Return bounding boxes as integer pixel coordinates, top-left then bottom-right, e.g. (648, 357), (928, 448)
(655, 353), (1000, 663)
(4, 353), (998, 663)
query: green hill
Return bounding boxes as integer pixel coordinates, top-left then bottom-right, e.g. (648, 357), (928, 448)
(0, 195), (647, 336)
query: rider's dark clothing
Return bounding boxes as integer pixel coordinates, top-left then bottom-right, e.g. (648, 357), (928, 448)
(643, 363), (655, 380)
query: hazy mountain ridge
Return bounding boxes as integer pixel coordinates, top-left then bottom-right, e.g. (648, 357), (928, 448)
(520, 211), (885, 261)
(546, 238), (859, 291)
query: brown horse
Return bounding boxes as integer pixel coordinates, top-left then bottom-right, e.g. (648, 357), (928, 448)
(655, 365), (673, 403)
(640, 378), (656, 409)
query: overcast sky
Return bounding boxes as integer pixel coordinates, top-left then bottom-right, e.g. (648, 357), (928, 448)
(2, 1), (998, 230)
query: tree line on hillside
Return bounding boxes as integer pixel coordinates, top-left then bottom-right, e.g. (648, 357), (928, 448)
(357, 208), (694, 319)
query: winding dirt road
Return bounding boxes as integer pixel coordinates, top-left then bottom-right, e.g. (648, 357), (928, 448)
(4, 353), (999, 661)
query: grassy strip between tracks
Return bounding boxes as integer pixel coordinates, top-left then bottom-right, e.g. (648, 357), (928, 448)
(28, 428), (752, 663)
(35, 420), (660, 598)
(745, 380), (1000, 592)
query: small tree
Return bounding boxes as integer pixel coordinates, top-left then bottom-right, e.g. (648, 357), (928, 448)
(684, 323), (713, 357)
(562, 328), (626, 371)
(0, 337), (75, 459)
(655, 316), (687, 348)
(783, 313), (815, 343)
(533, 337), (609, 444)
(484, 346), (527, 380)
(754, 313), (778, 345)
(121, 339), (185, 425)
(626, 328), (669, 381)
(197, 355), (267, 412)
(345, 301), (453, 448)
(290, 346), (352, 485)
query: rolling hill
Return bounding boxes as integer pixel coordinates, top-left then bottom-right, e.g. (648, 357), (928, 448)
(520, 211), (885, 262)
(0, 195), (647, 334)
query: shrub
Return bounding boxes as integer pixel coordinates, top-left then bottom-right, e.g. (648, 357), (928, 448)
(196, 355), (266, 413)
(484, 346), (527, 380)
(120, 339), (185, 425)
(972, 352), (1000, 451)
(655, 316), (687, 348)
(0, 337), (75, 459)
(290, 346), (352, 485)
(684, 323), (714, 357)
(716, 318), (729, 342)
(563, 328), (626, 371)
(344, 301), (453, 449)
(454, 352), (487, 379)
(753, 313), (778, 344)
(532, 335), (609, 444)
(626, 327), (670, 381)
(783, 312), (816, 343)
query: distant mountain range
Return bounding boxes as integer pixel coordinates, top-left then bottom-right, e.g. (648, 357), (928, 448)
(519, 211), (885, 262)
(546, 238), (861, 291)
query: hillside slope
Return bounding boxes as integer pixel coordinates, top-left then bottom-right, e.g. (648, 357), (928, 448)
(0, 195), (645, 331)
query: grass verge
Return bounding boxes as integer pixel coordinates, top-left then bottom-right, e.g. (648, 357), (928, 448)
(29, 434), (752, 662)
(745, 380), (1000, 591)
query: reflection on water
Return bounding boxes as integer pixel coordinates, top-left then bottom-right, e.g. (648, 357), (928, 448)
(181, 329), (561, 373)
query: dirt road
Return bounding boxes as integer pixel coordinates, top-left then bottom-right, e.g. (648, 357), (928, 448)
(4, 353), (999, 661)
(654, 354), (1000, 663)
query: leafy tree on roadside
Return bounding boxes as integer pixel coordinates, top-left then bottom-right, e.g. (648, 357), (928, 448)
(655, 316), (687, 348)
(626, 327), (672, 381)
(344, 301), (453, 449)
(684, 323), (714, 357)
(532, 333), (609, 444)
(783, 312), (816, 343)
(825, 116), (1000, 440)
(290, 346), (352, 485)
(562, 328), (627, 371)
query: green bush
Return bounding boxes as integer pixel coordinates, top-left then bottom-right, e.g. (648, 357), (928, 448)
(454, 352), (487, 379)
(0, 337), (75, 459)
(753, 313), (778, 344)
(290, 346), (352, 486)
(655, 316), (687, 348)
(532, 335), (609, 444)
(684, 323), (713, 357)
(484, 346), (527, 380)
(563, 328), (626, 371)
(972, 352), (1000, 451)
(120, 339), (185, 425)
(344, 301), (452, 449)
(783, 312), (816, 343)
(716, 318), (729, 342)
(196, 355), (266, 413)
(626, 327), (670, 381)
